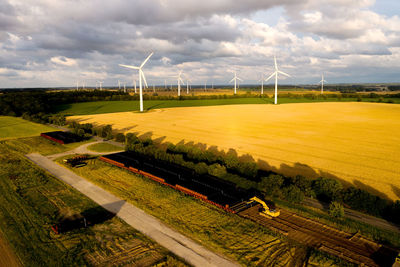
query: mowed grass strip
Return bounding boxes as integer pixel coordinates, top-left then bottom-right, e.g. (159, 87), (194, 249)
(60, 157), (341, 267)
(71, 102), (400, 200)
(0, 137), (188, 266)
(87, 142), (123, 152)
(0, 116), (57, 140)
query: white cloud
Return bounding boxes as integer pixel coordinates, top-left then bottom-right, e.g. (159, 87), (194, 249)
(50, 56), (77, 66)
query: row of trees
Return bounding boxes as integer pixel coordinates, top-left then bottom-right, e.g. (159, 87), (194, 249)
(124, 136), (400, 224)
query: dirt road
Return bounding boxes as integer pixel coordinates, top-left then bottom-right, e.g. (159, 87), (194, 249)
(0, 231), (20, 267)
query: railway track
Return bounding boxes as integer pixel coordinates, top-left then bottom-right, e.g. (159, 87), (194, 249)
(237, 205), (397, 267)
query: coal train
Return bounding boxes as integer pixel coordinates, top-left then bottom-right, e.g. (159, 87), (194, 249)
(101, 151), (251, 209)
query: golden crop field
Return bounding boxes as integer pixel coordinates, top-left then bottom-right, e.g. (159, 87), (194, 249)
(71, 102), (400, 200)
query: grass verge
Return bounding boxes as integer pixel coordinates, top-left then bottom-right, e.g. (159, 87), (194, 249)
(87, 142), (123, 152)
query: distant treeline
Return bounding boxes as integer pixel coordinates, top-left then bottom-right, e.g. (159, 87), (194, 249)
(67, 120), (400, 226)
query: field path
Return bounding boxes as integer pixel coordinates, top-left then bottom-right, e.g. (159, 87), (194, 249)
(26, 153), (239, 267)
(0, 231), (20, 267)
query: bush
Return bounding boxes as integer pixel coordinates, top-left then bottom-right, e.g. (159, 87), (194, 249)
(329, 201), (344, 218)
(194, 162), (208, 175)
(282, 185), (304, 203)
(259, 174), (284, 197)
(115, 133), (125, 143)
(312, 177), (342, 202)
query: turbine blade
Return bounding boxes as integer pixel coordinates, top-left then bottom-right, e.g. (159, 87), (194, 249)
(229, 77), (235, 83)
(278, 70), (290, 77)
(179, 78), (185, 85)
(141, 70), (148, 88)
(274, 56), (278, 70)
(265, 72), (276, 82)
(237, 77), (243, 81)
(119, 64), (139, 70)
(140, 52), (154, 68)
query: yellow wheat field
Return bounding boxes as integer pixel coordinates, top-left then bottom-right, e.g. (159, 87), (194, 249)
(71, 102), (400, 200)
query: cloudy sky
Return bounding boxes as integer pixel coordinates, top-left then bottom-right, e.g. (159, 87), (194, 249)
(1, 0), (399, 88)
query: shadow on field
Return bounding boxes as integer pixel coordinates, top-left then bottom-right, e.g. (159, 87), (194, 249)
(391, 185), (400, 199)
(54, 200), (125, 234)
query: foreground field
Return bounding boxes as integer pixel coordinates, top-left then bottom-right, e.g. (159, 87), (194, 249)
(71, 102), (400, 200)
(0, 137), (186, 266)
(0, 116), (56, 140)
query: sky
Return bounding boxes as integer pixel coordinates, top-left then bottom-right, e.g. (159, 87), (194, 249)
(0, 0), (399, 88)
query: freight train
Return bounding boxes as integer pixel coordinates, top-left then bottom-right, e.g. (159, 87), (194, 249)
(101, 151), (252, 209)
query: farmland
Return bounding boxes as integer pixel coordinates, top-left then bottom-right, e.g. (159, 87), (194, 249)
(55, 94), (400, 116)
(0, 137), (187, 266)
(71, 102), (400, 200)
(0, 116), (57, 140)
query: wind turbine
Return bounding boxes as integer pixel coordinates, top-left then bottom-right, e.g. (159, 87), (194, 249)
(76, 81), (79, 91)
(186, 77), (192, 94)
(265, 56), (290, 104)
(133, 79), (137, 93)
(259, 74), (264, 95)
(97, 81), (103, 91)
(229, 71), (243, 94)
(118, 80), (121, 90)
(176, 70), (185, 96)
(119, 52), (153, 112)
(319, 74), (327, 94)
(123, 83), (126, 93)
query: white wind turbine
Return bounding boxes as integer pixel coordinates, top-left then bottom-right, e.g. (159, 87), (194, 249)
(186, 77), (192, 94)
(133, 79), (137, 93)
(259, 73), (265, 95)
(229, 71), (243, 94)
(123, 82), (126, 93)
(97, 81), (103, 91)
(76, 81), (79, 91)
(119, 52), (153, 112)
(319, 73), (327, 94)
(176, 70), (185, 96)
(265, 56), (290, 104)
(118, 80), (121, 90)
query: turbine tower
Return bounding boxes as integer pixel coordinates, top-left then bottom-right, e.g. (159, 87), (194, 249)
(265, 56), (290, 104)
(119, 52), (153, 112)
(133, 79), (137, 93)
(76, 81), (79, 91)
(229, 71), (243, 94)
(123, 83), (126, 93)
(118, 80), (121, 90)
(177, 70), (185, 96)
(186, 77), (191, 94)
(97, 81), (103, 91)
(319, 74), (327, 94)
(259, 73), (264, 95)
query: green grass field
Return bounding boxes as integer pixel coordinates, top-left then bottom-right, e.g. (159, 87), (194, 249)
(0, 116), (56, 140)
(55, 97), (400, 116)
(87, 142), (123, 152)
(0, 137), (188, 266)
(60, 156), (345, 267)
